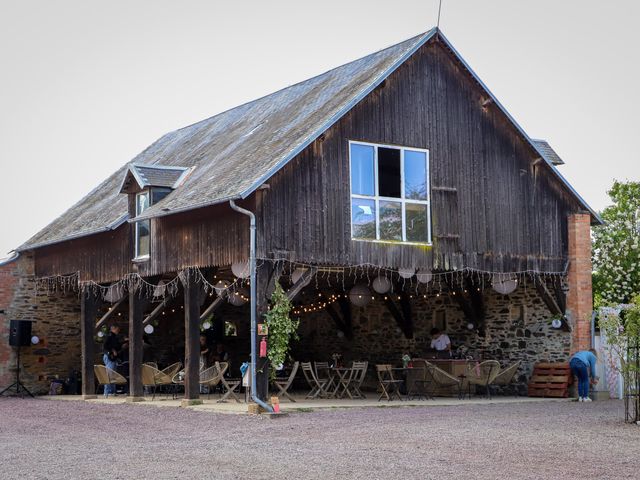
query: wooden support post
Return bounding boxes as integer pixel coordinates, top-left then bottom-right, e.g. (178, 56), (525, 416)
(80, 287), (100, 399)
(182, 273), (201, 403)
(255, 262), (278, 401)
(128, 287), (145, 401)
(95, 295), (126, 330)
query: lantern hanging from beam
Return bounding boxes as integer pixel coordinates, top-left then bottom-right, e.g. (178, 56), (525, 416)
(491, 274), (518, 295)
(372, 276), (391, 294)
(231, 261), (250, 279)
(416, 269), (433, 284)
(349, 284), (371, 307)
(398, 268), (415, 279)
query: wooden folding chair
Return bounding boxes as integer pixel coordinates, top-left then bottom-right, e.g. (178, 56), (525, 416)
(272, 361), (299, 402)
(376, 364), (403, 401)
(348, 361), (368, 399)
(301, 362), (329, 399)
(216, 362), (242, 403)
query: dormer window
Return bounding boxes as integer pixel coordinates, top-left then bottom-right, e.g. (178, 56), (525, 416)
(119, 164), (192, 262)
(135, 191), (151, 259)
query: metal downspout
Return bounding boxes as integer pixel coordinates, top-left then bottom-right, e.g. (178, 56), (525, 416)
(229, 200), (273, 413)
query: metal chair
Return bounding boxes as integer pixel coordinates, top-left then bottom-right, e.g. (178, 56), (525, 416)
(424, 361), (462, 398)
(375, 364), (403, 401)
(463, 360), (501, 399)
(301, 362), (329, 399)
(141, 364), (173, 400)
(491, 361), (521, 396)
(407, 359), (432, 400)
(271, 361), (299, 402)
(94, 365), (127, 397)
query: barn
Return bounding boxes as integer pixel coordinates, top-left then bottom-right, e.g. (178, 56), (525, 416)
(0, 28), (599, 403)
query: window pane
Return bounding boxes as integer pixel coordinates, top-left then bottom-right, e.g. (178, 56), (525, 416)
(351, 198), (376, 239)
(379, 201), (402, 241)
(378, 147), (401, 198)
(404, 150), (428, 200)
(406, 203), (429, 243)
(350, 144), (375, 196)
(151, 188), (172, 205)
(136, 192), (149, 215)
(136, 220), (150, 257)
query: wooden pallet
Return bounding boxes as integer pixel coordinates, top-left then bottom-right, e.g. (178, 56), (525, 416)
(527, 362), (571, 398)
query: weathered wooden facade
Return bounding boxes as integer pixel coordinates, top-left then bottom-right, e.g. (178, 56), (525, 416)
(8, 28), (599, 402)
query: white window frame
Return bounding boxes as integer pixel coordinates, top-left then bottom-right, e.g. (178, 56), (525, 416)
(349, 140), (431, 245)
(134, 191), (151, 260)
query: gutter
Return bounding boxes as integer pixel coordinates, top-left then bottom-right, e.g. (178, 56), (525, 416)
(228, 200), (273, 413)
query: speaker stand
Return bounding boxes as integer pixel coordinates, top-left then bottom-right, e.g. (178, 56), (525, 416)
(0, 345), (34, 398)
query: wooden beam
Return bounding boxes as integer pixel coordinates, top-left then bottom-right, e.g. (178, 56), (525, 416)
(142, 297), (171, 326)
(446, 278), (485, 335)
(182, 274), (201, 400)
(95, 296), (126, 330)
(322, 293), (352, 340)
(531, 275), (563, 316)
(198, 291), (227, 322)
(81, 288), (100, 398)
(128, 288), (145, 399)
(285, 266), (317, 301)
(383, 295), (412, 339)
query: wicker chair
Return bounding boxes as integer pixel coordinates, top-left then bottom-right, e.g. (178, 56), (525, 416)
(141, 364), (174, 400)
(463, 360), (501, 399)
(424, 361), (462, 398)
(199, 362), (228, 399)
(94, 365), (127, 397)
(161, 362), (183, 381)
(375, 364), (403, 401)
(491, 361), (521, 396)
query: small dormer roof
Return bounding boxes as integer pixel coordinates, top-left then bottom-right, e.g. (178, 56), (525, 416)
(119, 164), (191, 194)
(531, 140), (565, 166)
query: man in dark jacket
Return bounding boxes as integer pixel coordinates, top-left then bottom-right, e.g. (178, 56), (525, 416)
(103, 324), (126, 396)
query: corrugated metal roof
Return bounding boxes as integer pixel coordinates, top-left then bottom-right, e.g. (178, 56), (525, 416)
(18, 27), (600, 251)
(531, 139), (565, 165)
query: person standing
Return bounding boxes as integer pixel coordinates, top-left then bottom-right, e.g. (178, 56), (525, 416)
(569, 349), (599, 402)
(430, 328), (452, 357)
(103, 324), (125, 397)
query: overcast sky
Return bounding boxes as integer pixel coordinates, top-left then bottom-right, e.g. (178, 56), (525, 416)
(1, 0), (638, 257)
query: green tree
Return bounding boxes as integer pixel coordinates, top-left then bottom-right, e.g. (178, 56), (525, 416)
(592, 181), (640, 306)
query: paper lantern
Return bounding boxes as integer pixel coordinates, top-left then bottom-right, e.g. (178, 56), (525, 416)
(416, 269), (433, 284)
(31, 336), (40, 345)
(214, 279), (230, 295)
(202, 321), (212, 330)
(97, 331), (104, 338)
(291, 268), (311, 287)
(144, 324), (154, 334)
(349, 284), (371, 307)
(551, 318), (562, 329)
(492, 274), (518, 295)
(398, 268), (415, 279)
(466, 323), (475, 331)
(229, 288), (249, 306)
(231, 261), (250, 279)
(372, 276), (391, 294)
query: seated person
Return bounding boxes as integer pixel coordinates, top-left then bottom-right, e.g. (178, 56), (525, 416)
(430, 328), (452, 357)
(212, 343), (229, 363)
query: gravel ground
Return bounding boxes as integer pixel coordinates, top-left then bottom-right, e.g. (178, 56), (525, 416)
(0, 398), (638, 480)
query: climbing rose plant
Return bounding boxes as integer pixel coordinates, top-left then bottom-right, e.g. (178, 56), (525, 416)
(263, 282), (298, 379)
(592, 181), (640, 306)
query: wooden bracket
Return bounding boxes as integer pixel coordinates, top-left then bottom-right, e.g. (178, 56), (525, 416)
(322, 292), (353, 340)
(531, 274), (563, 316)
(446, 278), (485, 334)
(95, 295), (125, 330)
(286, 267), (317, 302)
(384, 293), (413, 339)
(198, 290), (228, 322)
(142, 296), (172, 326)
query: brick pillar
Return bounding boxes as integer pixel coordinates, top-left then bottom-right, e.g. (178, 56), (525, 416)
(567, 213), (593, 352)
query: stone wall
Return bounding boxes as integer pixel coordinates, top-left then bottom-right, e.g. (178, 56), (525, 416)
(0, 253), (81, 394)
(288, 280), (571, 393)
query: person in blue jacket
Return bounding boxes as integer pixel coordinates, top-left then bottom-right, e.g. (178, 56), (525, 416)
(569, 349), (599, 402)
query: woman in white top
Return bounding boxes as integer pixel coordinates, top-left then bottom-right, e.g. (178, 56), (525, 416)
(430, 328), (451, 353)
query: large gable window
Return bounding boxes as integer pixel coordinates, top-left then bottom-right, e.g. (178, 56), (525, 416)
(349, 141), (431, 244)
(134, 191), (151, 259)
